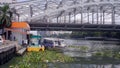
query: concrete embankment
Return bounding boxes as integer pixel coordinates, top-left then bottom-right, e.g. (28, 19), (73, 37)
(0, 45), (16, 65)
(0, 40), (23, 65)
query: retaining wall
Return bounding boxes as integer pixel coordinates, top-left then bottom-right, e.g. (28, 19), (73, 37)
(0, 45), (16, 65)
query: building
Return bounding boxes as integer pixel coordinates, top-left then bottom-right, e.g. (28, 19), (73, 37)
(0, 0), (16, 4)
(5, 22), (30, 45)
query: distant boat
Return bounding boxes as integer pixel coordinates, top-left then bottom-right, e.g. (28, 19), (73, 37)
(42, 38), (66, 48)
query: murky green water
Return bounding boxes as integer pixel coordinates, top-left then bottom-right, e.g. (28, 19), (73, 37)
(64, 39), (120, 57)
(1, 39), (120, 68)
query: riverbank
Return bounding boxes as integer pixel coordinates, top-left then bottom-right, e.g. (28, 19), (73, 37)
(1, 50), (74, 68)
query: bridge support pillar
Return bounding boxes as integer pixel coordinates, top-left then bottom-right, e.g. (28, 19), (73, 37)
(69, 12), (71, 23)
(103, 11), (105, 24)
(97, 6), (99, 24)
(112, 6), (115, 25)
(81, 12), (83, 24)
(92, 11), (94, 24)
(87, 7), (90, 24)
(29, 5), (33, 17)
(74, 8), (76, 23)
(64, 14), (66, 23)
(57, 17), (59, 23)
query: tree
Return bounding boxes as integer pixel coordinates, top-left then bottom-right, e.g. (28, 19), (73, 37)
(0, 4), (13, 40)
(0, 4), (12, 29)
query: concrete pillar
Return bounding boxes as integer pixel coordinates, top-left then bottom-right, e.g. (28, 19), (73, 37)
(69, 12), (71, 23)
(112, 6), (115, 24)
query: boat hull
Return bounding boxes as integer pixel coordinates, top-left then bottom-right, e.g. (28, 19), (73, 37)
(27, 46), (45, 52)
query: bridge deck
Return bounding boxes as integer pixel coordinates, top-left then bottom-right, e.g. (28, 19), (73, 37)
(30, 23), (120, 31)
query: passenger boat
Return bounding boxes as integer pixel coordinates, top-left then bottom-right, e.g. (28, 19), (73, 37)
(27, 35), (45, 52)
(42, 38), (66, 48)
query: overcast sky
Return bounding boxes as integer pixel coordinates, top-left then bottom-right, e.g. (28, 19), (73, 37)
(17, 0), (28, 2)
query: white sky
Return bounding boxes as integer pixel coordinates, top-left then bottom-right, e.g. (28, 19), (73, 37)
(17, 0), (28, 2)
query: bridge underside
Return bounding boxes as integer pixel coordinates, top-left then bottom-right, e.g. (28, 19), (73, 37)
(30, 23), (120, 32)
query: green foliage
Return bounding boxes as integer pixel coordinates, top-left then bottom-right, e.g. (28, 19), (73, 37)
(50, 33), (71, 38)
(94, 52), (103, 57)
(113, 52), (120, 59)
(57, 33), (71, 38)
(68, 45), (89, 52)
(9, 50), (75, 68)
(70, 31), (120, 39)
(70, 31), (87, 38)
(80, 46), (89, 52)
(102, 50), (113, 57)
(93, 50), (120, 60)
(0, 4), (12, 28)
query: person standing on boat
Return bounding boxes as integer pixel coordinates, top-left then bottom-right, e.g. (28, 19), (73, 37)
(38, 39), (41, 44)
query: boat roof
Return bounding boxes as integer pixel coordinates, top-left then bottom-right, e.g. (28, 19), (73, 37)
(43, 38), (63, 41)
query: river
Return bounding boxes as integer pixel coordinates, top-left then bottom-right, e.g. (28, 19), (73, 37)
(60, 39), (120, 68)
(1, 39), (120, 68)
(64, 39), (120, 57)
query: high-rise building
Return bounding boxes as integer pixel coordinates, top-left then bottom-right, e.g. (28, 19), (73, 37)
(0, 0), (16, 4)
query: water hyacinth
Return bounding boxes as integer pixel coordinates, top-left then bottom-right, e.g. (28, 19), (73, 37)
(9, 50), (75, 68)
(68, 45), (89, 52)
(93, 50), (120, 60)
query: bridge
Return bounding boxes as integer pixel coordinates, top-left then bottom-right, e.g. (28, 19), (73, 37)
(7, 0), (120, 31)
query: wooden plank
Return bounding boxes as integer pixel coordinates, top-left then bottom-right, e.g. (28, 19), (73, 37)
(17, 48), (26, 55)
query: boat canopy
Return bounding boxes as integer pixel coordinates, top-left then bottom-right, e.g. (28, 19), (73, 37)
(30, 35), (42, 39)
